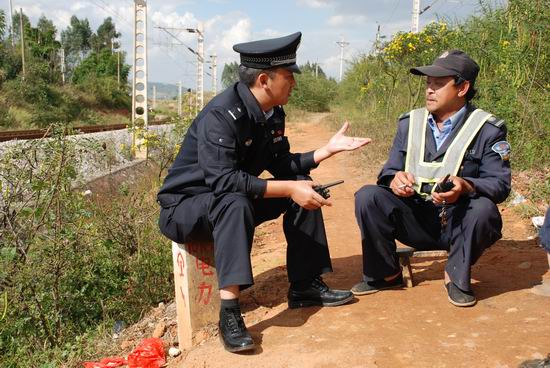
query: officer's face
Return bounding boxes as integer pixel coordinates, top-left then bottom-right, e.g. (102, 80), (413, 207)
(266, 68), (296, 106)
(425, 76), (463, 114)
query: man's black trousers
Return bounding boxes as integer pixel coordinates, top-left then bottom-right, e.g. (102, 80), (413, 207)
(159, 191), (333, 290)
(354, 185), (502, 291)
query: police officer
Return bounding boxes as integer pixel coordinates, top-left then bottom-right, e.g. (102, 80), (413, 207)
(157, 32), (370, 352)
(351, 50), (511, 307)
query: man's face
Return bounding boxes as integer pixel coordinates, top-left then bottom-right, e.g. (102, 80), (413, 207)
(425, 76), (463, 115)
(266, 68), (296, 106)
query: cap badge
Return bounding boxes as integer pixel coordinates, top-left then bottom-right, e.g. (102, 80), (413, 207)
(438, 51), (449, 59)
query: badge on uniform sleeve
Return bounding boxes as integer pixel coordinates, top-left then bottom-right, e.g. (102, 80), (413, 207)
(491, 141), (511, 161)
(245, 138), (253, 146)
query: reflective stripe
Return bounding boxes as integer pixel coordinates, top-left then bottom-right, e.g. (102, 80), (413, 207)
(405, 108), (492, 198)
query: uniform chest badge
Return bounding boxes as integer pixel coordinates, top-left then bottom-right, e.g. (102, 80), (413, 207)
(244, 138), (253, 146)
(491, 141), (511, 161)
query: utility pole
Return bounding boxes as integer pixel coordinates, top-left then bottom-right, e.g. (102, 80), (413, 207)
(154, 23), (205, 114)
(412, 0), (421, 33)
(177, 81), (182, 117)
(59, 48), (66, 84)
(117, 51), (121, 88)
(8, 0), (15, 47)
(315, 63), (319, 78)
(209, 53), (217, 95)
(153, 85), (157, 110)
(196, 22), (204, 113)
(336, 36), (349, 82)
(19, 8), (25, 79)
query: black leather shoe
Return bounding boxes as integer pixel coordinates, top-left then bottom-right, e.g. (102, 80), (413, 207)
(287, 276), (354, 309)
(219, 306), (255, 352)
(351, 273), (404, 296)
(445, 282), (476, 307)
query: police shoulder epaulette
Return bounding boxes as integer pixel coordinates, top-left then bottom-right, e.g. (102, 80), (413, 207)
(226, 103), (246, 121)
(486, 116), (505, 128)
(398, 111), (410, 121)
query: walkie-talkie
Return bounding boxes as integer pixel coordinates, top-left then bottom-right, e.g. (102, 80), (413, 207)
(433, 174), (455, 193)
(313, 180), (344, 199)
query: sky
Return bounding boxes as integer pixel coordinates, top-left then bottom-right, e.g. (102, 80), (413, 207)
(1, 0), (507, 90)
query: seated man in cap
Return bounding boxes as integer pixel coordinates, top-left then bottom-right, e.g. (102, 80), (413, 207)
(351, 50), (511, 307)
(157, 32), (370, 352)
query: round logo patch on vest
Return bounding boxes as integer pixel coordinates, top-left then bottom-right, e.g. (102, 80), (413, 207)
(491, 141), (511, 161)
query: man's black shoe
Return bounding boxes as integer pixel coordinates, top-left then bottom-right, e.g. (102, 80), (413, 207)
(219, 306), (255, 352)
(287, 276), (354, 309)
(351, 273), (404, 296)
(445, 282), (476, 307)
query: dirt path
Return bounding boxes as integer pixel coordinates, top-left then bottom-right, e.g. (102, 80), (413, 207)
(174, 113), (550, 368)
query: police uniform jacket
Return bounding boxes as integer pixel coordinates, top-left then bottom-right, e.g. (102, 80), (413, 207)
(377, 103), (511, 204)
(157, 82), (318, 207)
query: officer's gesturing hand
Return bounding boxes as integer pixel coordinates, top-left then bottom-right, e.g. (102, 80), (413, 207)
(290, 181), (331, 210)
(431, 176), (474, 205)
(313, 122), (371, 163)
(389, 171), (416, 197)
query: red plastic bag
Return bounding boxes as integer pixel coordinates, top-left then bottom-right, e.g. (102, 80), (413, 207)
(83, 356), (128, 368)
(127, 338), (166, 368)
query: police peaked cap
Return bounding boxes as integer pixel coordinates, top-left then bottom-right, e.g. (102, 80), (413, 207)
(233, 32), (302, 73)
(410, 49), (479, 82)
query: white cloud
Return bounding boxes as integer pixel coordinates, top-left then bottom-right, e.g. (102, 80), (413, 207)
(221, 18), (251, 51)
(327, 14), (367, 27)
(297, 0), (333, 8)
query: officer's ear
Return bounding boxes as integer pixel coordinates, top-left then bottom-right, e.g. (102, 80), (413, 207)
(457, 80), (470, 98)
(258, 72), (271, 88)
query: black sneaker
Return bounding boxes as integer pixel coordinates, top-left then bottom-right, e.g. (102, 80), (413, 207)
(445, 282), (476, 307)
(287, 276), (354, 309)
(351, 273), (404, 296)
(218, 306), (255, 352)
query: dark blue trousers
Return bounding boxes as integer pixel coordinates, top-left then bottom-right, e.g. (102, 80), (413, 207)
(354, 185), (502, 291)
(159, 188), (333, 290)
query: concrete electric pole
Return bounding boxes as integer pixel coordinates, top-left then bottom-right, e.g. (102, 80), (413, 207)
(412, 0), (421, 33)
(336, 36), (349, 82)
(19, 8), (25, 79)
(8, 0), (14, 46)
(59, 48), (66, 84)
(155, 22), (206, 115)
(178, 81), (182, 117)
(209, 53), (217, 96)
(132, 0), (149, 157)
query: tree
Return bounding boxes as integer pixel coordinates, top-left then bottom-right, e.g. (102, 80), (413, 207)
(299, 61), (327, 79)
(94, 17), (121, 52)
(221, 61), (239, 88)
(61, 16), (93, 67)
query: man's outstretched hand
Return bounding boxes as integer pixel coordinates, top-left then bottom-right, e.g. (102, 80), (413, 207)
(314, 122), (371, 163)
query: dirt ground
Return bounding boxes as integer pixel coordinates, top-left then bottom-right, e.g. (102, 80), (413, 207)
(139, 113), (549, 368)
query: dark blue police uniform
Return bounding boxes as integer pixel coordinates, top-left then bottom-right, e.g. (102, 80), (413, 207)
(355, 103), (511, 291)
(157, 81), (333, 289)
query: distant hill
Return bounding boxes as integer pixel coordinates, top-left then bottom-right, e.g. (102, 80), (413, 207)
(147, 82), (189, 100)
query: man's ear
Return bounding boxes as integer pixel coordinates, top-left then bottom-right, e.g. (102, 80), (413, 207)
(256, 72), (269, 88)
(457, 80), (470, 98)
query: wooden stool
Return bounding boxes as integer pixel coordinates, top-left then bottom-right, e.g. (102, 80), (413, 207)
(397, 246), (448, 287)
(171, 241), (219, 349)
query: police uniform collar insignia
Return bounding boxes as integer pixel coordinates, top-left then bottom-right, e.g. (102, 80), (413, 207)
(491, 141), (511, 160)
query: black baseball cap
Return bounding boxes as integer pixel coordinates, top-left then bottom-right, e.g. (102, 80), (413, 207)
(410, 49), (479, 81)
(233, 32), (302, 74)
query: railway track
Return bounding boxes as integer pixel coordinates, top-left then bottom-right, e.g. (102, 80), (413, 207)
(0, 119), (172, 142)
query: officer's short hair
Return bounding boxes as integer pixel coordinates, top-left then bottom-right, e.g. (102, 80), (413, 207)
(454, 76), (477, 101)
(238, 65), (276, 87)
